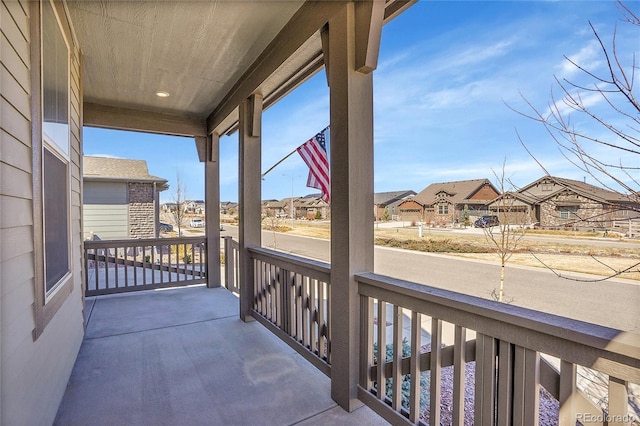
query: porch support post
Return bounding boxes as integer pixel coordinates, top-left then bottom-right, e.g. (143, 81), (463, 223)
(238, 93), (263, 321)
(204, 133), (221, 288)
(328, 2), (379, 411)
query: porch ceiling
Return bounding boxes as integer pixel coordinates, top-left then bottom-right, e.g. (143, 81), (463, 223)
(67, 0), (415, 137)
(67, 0), (310, 135)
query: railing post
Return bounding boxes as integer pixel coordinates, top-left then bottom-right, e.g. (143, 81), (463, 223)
(223, 236), (231, 289)
(204, 132), (221, 288)
(238, 93), (262, 322)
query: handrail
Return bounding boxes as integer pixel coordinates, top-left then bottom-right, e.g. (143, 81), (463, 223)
(248, 246), (331, 282)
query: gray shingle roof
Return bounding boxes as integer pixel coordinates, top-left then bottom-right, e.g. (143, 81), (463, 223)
(374, 190), (416, 206)
(83, 156), (168, 189)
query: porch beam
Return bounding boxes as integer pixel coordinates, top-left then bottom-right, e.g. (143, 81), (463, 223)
(354, 0), (385, 74)
(328, 2), (376, 411)
(206, 1), (347, 135)
(84, 102), (207, 137)
(205, 134), (221, 288)
(238, 93), (263, 321)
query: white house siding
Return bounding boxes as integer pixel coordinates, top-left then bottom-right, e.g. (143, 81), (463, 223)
(83, 181), (129, 239)
(1, 2), (84, 425)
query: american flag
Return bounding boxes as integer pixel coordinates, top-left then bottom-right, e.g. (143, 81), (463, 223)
(297, 128), (330, 202)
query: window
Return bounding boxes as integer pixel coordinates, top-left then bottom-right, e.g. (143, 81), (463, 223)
(559, 206), (578, 220)
(438, 205), (449, 215)
(42, 0), (70, 297)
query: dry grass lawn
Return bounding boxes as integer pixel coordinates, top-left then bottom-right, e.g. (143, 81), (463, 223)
(282, 224), (640, 281)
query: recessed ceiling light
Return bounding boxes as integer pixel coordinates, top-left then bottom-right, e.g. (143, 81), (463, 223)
(155, 91), (170, 98)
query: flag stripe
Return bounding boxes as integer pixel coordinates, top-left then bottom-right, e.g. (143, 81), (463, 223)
(297, 129), (330, 202)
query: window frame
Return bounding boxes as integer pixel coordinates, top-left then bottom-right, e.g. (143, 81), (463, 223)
(41, 0), (72, 301)
(31, 0), (75, 339)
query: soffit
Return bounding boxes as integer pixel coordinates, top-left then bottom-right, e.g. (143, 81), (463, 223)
(67, 0), (306, 118)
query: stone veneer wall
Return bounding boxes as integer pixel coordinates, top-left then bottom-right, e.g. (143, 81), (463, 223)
(128, 182), (156, 238)
(540, 193), (608, 229)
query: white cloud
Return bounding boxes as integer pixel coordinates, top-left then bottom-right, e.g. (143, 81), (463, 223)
(557, 40), (602, 77)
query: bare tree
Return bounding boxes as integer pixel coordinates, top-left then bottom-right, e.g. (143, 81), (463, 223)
(511, 2), (640, 282)
(172, 172), (188, 237)
(483, 161), (527, 302)
(513, 1), (639, 208)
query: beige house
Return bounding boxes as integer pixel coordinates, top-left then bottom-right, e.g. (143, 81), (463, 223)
(83, 156), (168, 239)
(1, 2), (636, 425)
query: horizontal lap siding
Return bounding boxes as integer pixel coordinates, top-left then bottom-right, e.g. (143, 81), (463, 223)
(1, 2), (85, 425)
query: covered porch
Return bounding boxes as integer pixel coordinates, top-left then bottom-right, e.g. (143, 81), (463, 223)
(67, 0), (640, 424)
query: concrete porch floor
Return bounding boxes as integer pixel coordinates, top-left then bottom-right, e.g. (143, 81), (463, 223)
(55, 285), (387, 426)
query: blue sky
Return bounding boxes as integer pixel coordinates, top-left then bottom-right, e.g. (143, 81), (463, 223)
(83, 1), (639, 203)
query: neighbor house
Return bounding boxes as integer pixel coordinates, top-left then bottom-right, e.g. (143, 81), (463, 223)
(489, 176), (639, 230)
(83, 156), (169, 239)
(374, 190), (416, 220)
(398, 179), (500, 225)
(184, 199), (205, 214)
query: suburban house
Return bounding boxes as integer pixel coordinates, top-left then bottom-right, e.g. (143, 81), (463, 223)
(83, 156), (169, 239)
(488, 176), (639, 230)
(374, 190), (416, 220)
(298, 195), (330, 219)
(261, 199), (289, 218)
(220, 201), (238, 216)
(1, 1), (636, 425)
(398, 179), (500, 225)
(184, 199), (205, 214)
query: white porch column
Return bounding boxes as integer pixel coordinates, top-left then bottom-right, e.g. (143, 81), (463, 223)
(238, 93), (263, 321)
(204, 133), (221, 288)
(327, 1), (382, 411)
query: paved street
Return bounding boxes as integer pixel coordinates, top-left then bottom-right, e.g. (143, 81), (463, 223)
(221, 225), (640, 332)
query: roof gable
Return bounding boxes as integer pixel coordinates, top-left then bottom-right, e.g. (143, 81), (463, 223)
(414, 179), (498, 205)
(83, 156), (168, 188)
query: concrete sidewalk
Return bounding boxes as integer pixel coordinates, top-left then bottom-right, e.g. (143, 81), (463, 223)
(55, 286), (387, 426)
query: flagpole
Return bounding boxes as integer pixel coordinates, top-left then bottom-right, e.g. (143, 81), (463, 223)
(261, 125), (329, 179)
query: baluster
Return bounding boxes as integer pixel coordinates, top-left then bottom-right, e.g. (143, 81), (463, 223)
(513, 346), (540, 425)
(608, 377), (629, 426)
(376, 300), (387, 401)
(430, 318), (442, 426)
(309, 278), (317, 354)
(475, 333), (497, 426)
(318, 280), (326, 359)
(409, 311), (421, 423)
(559, 360), (577, 426)
(392, 305), (403, 411)
(452, 325), (466, 426)
(497, 341), (514, 426)
(360, 295), (374, 392)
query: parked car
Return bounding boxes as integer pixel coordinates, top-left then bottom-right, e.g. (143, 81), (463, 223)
(158, 222), (173, 233)
(190, 218), (205, 228)
(474, 215), (500, 228)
